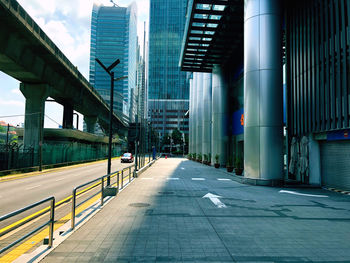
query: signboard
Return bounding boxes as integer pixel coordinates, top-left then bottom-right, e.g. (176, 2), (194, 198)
(232, 108), (244, 135)
(327, 129), (350, 141)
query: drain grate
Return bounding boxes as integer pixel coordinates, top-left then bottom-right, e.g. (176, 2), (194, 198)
(129, 203), (150, 208)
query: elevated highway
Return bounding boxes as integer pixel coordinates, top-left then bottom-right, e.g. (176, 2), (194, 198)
(0, 0), (128, 150)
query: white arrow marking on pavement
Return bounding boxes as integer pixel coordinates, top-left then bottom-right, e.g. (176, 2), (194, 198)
(192, 178), (205, 181)
(203, 193), (226, 208)
(218, 178), (231, 181)
(279, 190), (328, 198)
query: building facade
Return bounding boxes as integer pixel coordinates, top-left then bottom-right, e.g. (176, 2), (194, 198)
(181, 0), (350, 191)
(89, 2), (137, 121)
(148, 0), (189, 138)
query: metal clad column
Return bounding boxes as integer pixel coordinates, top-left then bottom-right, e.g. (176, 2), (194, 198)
(244, 0), (283, 180)
(192, 73), (198, 156)
(202, 73), (212, 159)
(189, 77), (194, 154)
(196, 73), (203, 158)
(211, 65), (228, 166)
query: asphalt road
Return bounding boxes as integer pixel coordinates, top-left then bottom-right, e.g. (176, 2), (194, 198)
(0, 159), (134, 217)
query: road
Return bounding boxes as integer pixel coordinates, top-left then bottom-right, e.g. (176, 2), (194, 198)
(0, 159), (134, 217)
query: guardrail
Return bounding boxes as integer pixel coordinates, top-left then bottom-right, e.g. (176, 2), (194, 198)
(71, 164), (135, 230)
(0, 157), (154, 254)
(0, 196), (55, 254)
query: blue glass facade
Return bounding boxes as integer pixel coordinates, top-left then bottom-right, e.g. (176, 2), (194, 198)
(148, 0), (189, 136)
(89, 3), (137, 119)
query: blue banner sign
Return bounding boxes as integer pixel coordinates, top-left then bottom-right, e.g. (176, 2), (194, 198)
(232, 108), (244, 135)
(327, 129), (350, 141)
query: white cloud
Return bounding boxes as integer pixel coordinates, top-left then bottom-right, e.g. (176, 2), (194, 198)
(17, 0), (56, 17)
(11, 89), (21, 95)
(0, 99), (25, 108)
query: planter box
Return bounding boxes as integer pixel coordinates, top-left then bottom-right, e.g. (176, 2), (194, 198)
(235, 168), (243, 175)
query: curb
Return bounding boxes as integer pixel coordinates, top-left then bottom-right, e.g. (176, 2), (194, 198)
(323, 187), (350, 196)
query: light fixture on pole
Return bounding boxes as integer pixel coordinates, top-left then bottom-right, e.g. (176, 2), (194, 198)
(95, 58), (120, 186)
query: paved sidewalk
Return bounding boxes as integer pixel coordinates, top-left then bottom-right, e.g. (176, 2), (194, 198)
(41, 158), (350, 262)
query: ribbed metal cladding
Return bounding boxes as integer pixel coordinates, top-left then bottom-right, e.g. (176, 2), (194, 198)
(192, 73), (198, 155)
(286, 0), (350, 136)
(189, 78), (194, 154)
(202, 73), (212, 158)
(196, 73), (203, 156)
(211, 65), (228, 166)
(244, 0), (283, 180)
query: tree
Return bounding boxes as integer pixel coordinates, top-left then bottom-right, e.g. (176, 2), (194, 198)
(0, 125), (6, 133)
(172, 128), (182, 145)
(162, 134), (170, 145)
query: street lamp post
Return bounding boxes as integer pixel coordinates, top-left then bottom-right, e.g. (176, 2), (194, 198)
(95, 58), (120, 186)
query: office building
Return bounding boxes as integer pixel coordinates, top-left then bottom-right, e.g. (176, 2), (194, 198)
(89, 2), (137, 121)
(148, 0), (189, 138)
(181, 0), (350, 190)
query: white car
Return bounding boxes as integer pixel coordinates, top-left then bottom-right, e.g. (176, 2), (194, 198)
(121, 153), (134, 163)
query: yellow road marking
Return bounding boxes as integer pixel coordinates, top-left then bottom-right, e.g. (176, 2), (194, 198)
(0, 169), (134, 262)
(0, 191), (102, 263)
(0, 157), (121, 183)
(0, 171), (120, 236)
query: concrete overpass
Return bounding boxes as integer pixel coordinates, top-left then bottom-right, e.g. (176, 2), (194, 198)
(0, 0), (128, 151)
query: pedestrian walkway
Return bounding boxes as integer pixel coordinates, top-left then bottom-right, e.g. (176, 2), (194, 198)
(41, 158), (350, 262)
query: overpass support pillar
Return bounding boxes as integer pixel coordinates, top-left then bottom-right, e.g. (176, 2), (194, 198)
(211, 65), (228, 166)
(63, 103), (74, 129)
(84, 116), (97, 134)
(20, 83), (50, 152)
(202, 73), (212, 160)
(244, 0), (283, 182)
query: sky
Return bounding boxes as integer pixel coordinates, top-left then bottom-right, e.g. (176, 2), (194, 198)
(0, 0), (149, 130)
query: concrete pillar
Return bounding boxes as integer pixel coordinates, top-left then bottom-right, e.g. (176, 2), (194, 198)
(202, 73), (212, 159)
(192, 73), (198, 156)
(62, 103), (73, 129)
(211, 65), (228, 166)
(20, 83), (50, 151)
(84, 116), (97, 134)
(196, 73), (203, 159)
(244, 0), (283, 180)
(189, 77), (194, 154)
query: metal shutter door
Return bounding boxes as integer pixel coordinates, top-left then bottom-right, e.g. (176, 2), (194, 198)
(320, 141), (350, 191)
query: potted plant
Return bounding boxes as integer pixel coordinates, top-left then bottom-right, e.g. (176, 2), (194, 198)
(214, 154), (220, 168)
(203, 154), (208, 165)
(187, 153), (191, 160)
(193, 153), (196, 161)
(235, 156), (243, 175)
(208, 153), (212, 166)
(197, 153), (202, 163)
(226, 156), (234, 172)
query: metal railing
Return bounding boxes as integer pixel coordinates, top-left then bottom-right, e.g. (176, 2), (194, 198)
(0, 196), (55, 254)
(71, 164), (135, 230)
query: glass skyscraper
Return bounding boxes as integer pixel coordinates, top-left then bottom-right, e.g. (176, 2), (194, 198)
(89, 2), (137, 121)
(148, 0), (189, 137)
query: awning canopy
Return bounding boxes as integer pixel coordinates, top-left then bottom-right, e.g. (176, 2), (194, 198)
(179, 0), (243, 73)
